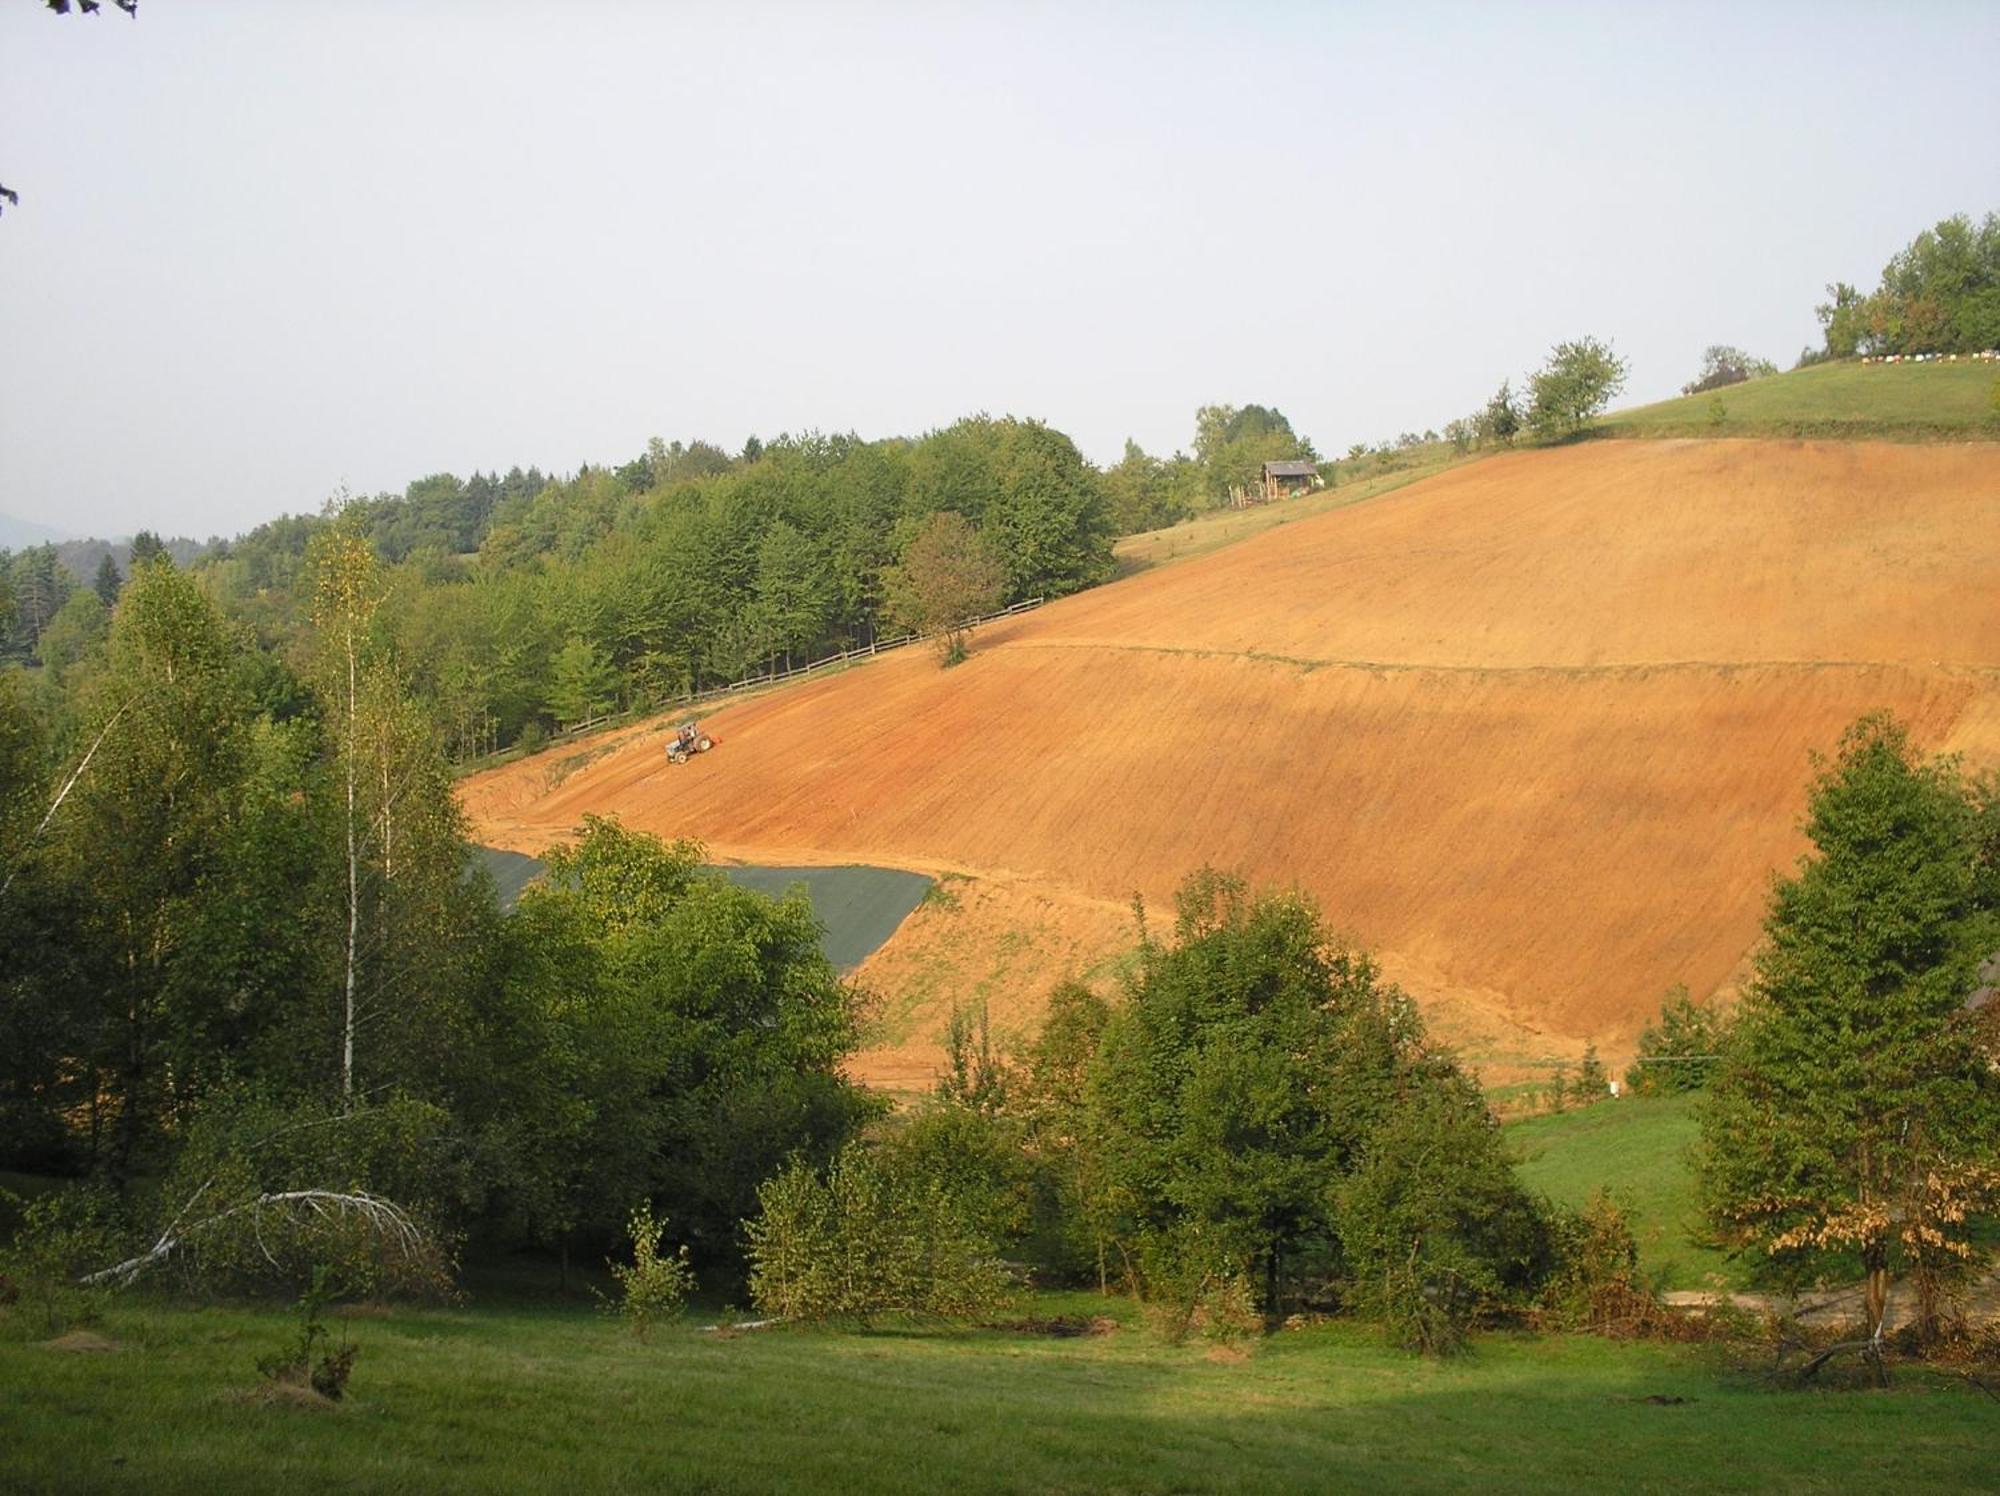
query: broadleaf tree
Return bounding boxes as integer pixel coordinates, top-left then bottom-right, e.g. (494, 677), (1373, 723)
(1526, 337), (1628, 441)
(884, 511), (1006, 667)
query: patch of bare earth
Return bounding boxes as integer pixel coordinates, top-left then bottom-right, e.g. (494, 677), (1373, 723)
(462, 441), (2000, 1090)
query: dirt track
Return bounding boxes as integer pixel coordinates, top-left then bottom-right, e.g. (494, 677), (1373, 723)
(462, 440), (2000, 1088)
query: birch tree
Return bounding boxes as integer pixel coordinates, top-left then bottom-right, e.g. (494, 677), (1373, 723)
(309, 521), (382, 1102)
(307, 518), (485, 1105)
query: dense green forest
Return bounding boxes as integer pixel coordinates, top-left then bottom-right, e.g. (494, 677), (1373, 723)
(1, 407), (1317, 760)
(0, 547), (876, 1289)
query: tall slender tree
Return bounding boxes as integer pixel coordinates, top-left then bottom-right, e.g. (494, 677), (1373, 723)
(308, 518), (383, 1102)
(92, 553), (123, 606)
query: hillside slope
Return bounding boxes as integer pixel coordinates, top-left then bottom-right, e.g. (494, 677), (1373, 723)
(463, 440), (2000, 1086)
(1599, 358), (1999, 440)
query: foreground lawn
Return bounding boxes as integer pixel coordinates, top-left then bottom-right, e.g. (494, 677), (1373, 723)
(1598, 358), (2000, 440)
(1507, 1095), (1743, 1291)
(3, 1291), (1992, 1493)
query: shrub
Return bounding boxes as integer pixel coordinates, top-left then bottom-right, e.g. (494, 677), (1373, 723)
(1624, 987), (1728, 1095)
(746, 1142), (1012, 1325)
(1369, 1238), (1490, 1356)
(257, 1265), (359, 1400)
(1334, 1083), (1553, 1355)
(606, 1204), (694, 1340)
(1681, 345), (1776, 396)
(0, 1187), (122, 1338)
(1574, 1044), (1609, 1104)
(885, 1103), (1030, 1246)
(139, 1090), (460, 1300)
(1538, 1190), (1658, 1335)
(1134, 1223), (1262, 1347)
(936, 999), (1011, 1115)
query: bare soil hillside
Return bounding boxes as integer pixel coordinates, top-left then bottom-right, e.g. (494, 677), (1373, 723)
(462, 440), (2000, 1088)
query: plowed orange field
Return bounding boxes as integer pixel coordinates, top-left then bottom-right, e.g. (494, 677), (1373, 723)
(462, 440), (2000, 1087)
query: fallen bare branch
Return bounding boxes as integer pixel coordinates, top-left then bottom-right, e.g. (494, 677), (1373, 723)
(704, 1316), (785, 1334)
(82, 1189), (426, 1290)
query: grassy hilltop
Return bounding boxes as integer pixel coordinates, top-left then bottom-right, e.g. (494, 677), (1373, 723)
(1600, 358), (2000, 441)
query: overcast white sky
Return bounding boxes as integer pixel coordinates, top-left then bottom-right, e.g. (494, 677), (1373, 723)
(2, 1), (1996, 540)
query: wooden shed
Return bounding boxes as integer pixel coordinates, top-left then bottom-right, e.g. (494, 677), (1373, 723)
(1261, 459), (1321, 503)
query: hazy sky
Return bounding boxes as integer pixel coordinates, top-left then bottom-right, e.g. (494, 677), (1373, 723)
(3, 1), (1996, 540)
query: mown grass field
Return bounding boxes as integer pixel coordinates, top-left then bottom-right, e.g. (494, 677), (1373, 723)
(1598, 358), (2000, 440)
(5, 1289), (1995, 1494)
(1506, 1095), (1746, 1291)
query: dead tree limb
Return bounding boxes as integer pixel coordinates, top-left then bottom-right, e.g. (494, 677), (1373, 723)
(82, 1189), (426, 1290)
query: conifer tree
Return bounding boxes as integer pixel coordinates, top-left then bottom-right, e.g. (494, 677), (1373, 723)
(1698, 715), (2000, 1356)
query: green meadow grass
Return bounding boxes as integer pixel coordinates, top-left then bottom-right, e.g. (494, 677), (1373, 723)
(3, 1289), (1993, 1494)
(1112, 448), (1469, 578)
(1507, 1095), (1745, 1291)
(1597, 358), (2000, 441)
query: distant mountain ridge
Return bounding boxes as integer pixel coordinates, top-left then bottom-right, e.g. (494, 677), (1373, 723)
(0, 511), (69, 549)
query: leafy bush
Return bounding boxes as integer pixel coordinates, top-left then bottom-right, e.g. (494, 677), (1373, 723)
(605, 1204), (694, 1340)
(136, 1090), (460, 1299)
(0, 1186), (122, 1338)
(491, 817), (874, 1281)
(746, 1142), (1013, 1325)
(1134, 1221), (1261, 1347)
(1334, 1082), (1553, 1355)
(1369, 1237), (1491, 1357)
(1681, 345), (1776, 396)
(885, 1104), (1030, 1247)
(1624, 987), (1729, 1095)
(1083, 871), (1563, 1353)
(1538, 1190), (1658, 1335)
(257, 1265), (359, 1400)
(936, 999), (1011, 1115)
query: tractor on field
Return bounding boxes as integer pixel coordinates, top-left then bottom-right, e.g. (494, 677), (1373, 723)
(666, 720), (716, 765)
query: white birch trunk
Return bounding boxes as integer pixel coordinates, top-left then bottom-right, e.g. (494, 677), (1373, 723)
(342, 634), (357, 1103)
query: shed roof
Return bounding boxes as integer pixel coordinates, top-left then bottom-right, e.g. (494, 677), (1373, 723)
(1263, 460), (1318, 478)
